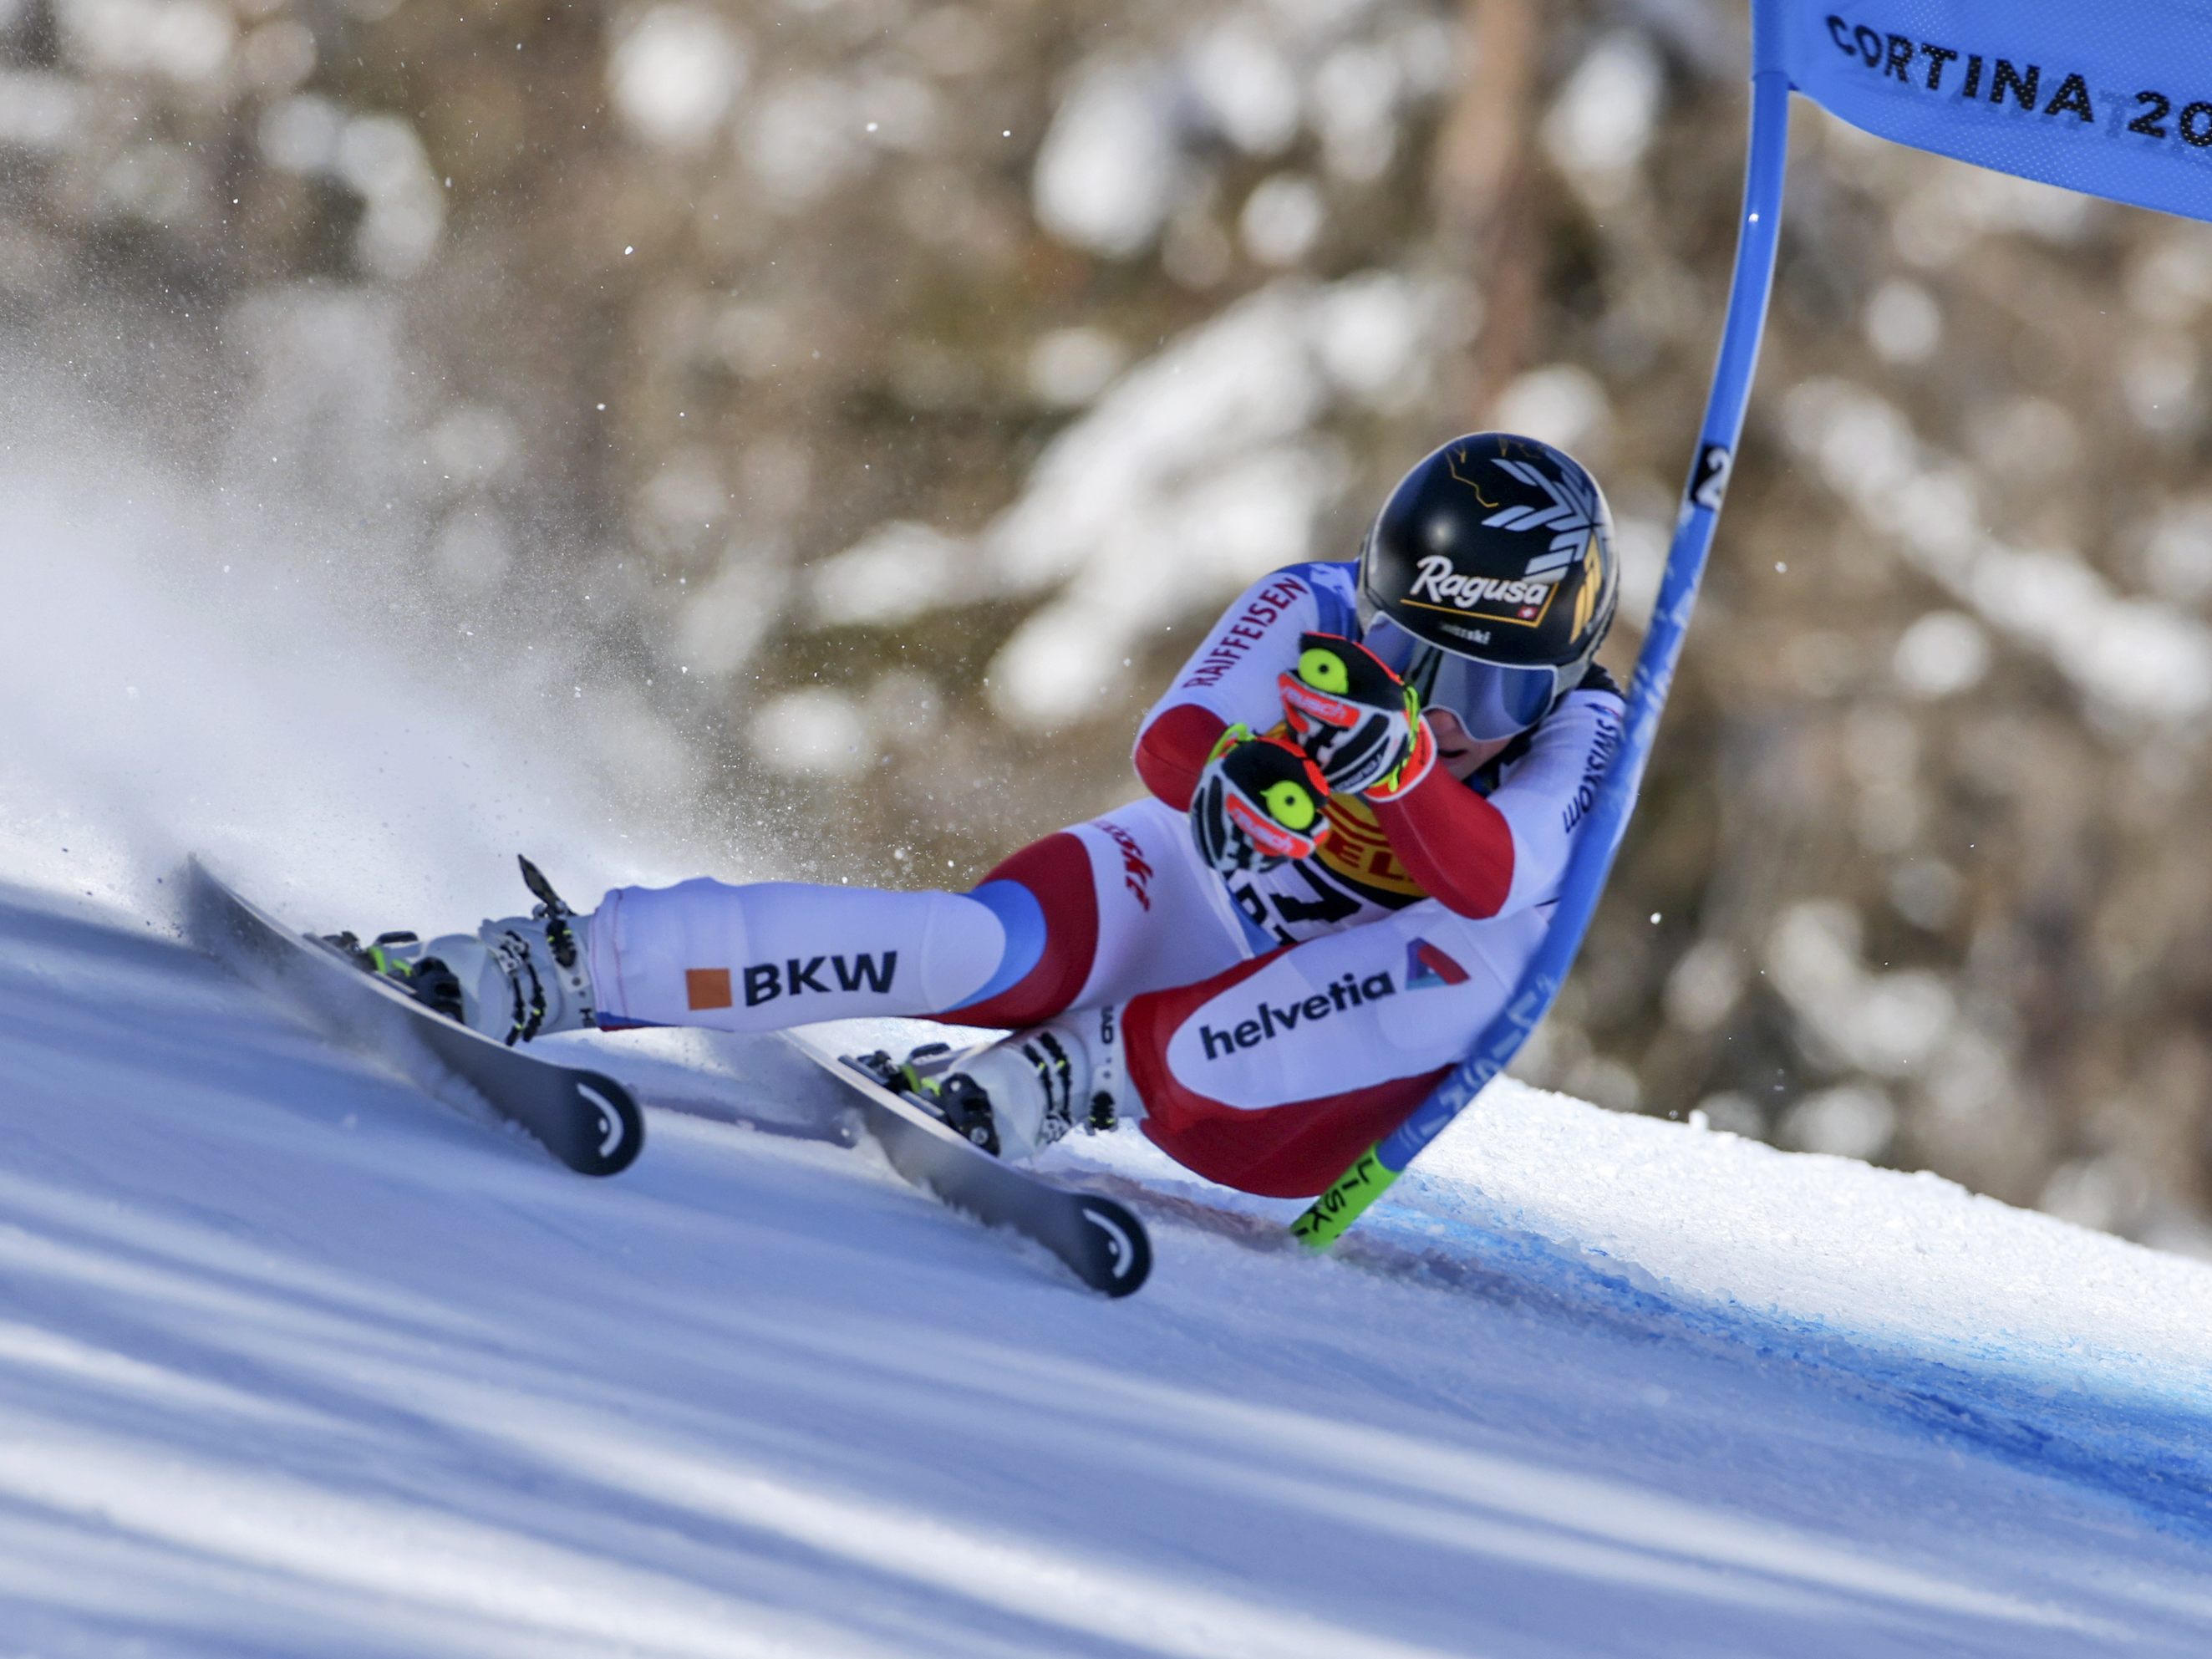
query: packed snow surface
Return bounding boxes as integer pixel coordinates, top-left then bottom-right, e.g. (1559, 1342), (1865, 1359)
(8, 418), (2212, 1653)
(5, 871), (2212, 1657)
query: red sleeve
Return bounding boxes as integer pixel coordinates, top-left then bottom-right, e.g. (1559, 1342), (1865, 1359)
(1131, 703), (1229, 812)
(1369, 766), (1516, 919)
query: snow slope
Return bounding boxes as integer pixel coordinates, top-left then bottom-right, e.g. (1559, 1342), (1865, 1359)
(9, 405), (2212, 1655)
(6, 871), (2212, 1658)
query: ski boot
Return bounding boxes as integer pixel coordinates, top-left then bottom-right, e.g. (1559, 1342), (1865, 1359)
(322, 929), (470, 1021)
(858, 1007), (1126, 1161)
(328, 857), (597, 1046)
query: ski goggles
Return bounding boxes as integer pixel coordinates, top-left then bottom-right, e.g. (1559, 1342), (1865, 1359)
(1357, 613), (1562, 742)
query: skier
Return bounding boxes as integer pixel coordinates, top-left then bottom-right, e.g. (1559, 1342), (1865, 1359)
(382, 434), (1625, 1199)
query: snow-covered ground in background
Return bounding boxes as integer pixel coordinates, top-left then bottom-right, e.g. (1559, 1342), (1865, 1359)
(6, 870), (2212, 1657)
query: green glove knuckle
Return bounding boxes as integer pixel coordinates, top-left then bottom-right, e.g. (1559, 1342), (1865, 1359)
(1297, 645), (1350, 694)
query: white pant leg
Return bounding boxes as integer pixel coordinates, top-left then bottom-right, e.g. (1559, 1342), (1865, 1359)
(1064, 797), (1253, 1008)
(587, 800), (1252, 1036)
(1155, 898), (1546, 1110)
(588, 878), (1007, 1031)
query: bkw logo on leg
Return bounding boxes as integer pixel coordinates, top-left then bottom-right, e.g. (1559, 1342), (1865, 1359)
(684, 953), (901, 1010)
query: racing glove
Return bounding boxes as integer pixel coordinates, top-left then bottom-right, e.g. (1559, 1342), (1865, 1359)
(1278, 632), (1436, 800)
(1189, 725), (1334, 874)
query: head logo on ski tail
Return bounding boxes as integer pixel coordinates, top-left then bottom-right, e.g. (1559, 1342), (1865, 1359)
(571, 1073), (646, 1176)
(1079, 1200), (1152, 1296)
(579, 1082), (628, 1159)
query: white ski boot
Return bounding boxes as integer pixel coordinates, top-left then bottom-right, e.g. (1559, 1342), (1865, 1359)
(415, 910), (595, 1046)
(337, 857), (597, 1046)
(876, 1005), (1130, 1160)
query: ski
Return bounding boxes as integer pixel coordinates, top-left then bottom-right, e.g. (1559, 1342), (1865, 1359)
(777, 1030), (1152, 1297)
(180, 857), (644, 1177)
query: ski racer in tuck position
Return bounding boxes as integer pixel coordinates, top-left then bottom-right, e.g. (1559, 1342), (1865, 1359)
(385, 434), (1626, 1198)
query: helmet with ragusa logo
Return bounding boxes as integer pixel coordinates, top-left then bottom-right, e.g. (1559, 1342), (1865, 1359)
(1355, 433), (1619, 740)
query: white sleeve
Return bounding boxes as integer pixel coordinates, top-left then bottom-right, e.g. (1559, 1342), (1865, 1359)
(1137, 567), (1330, 738)
(1488, 688), (1628, 915)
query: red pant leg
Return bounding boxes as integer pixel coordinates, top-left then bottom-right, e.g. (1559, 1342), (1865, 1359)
(1121, 949), (1445, 1199)
(930, 832), (1100, 1030)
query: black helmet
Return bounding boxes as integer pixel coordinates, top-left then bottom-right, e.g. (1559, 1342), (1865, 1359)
(1356, 433), (1619, 740)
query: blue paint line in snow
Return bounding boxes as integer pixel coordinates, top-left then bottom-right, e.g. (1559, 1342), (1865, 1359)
(1352, 1198), (2212, 1539)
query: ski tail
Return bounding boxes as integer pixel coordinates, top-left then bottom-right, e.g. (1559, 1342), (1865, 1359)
(781, 1031), (1152, 1297)
(181, 857), (644, 1177)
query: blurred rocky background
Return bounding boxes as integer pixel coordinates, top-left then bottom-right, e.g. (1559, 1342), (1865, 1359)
(8, 0), (2212, 1250)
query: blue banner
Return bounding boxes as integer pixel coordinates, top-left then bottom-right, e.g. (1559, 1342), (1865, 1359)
(1777, 0), (2212, 224)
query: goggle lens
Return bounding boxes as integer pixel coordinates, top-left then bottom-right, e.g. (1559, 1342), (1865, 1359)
(1360, 616), (1560, 741)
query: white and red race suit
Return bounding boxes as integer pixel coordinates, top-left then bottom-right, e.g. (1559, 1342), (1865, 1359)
(586, 561), (1625, 1198)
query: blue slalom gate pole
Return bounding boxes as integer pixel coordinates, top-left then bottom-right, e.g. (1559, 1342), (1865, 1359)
(1294, 15), (1796, 1247)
